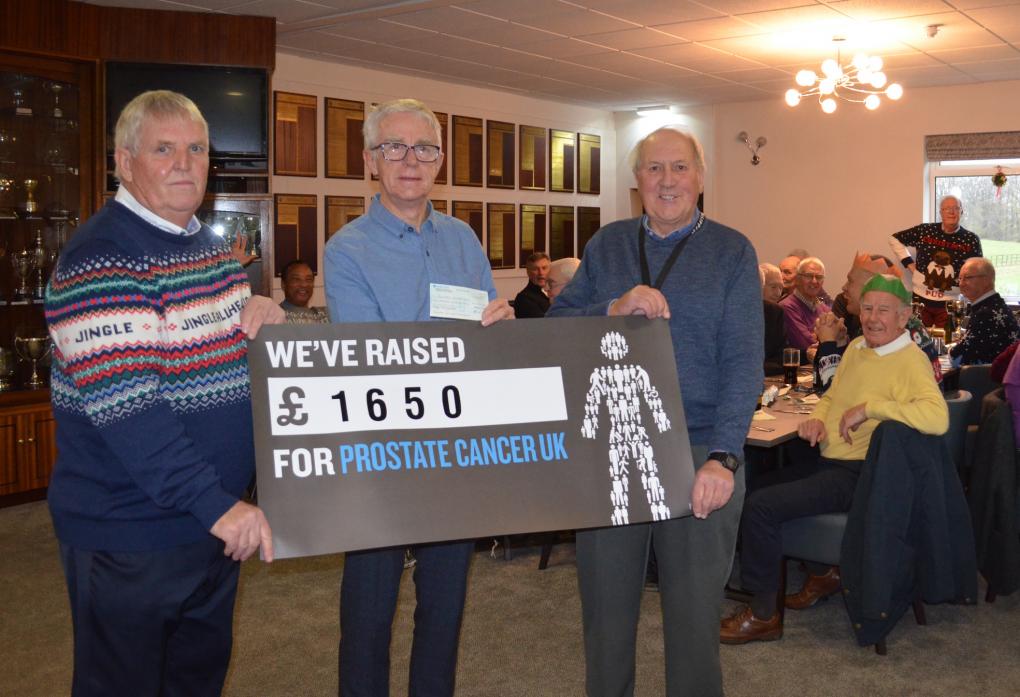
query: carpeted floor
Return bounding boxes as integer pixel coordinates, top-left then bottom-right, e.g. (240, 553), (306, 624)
(2, 500), (1019, 696)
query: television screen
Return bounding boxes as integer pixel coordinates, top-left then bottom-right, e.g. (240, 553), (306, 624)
(106, 62), (268, 159)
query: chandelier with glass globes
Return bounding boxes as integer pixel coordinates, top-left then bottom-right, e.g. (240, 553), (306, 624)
(785, 40), (904, 114)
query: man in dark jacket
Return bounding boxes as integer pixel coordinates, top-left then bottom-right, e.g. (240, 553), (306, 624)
(514, 252), (551, 318)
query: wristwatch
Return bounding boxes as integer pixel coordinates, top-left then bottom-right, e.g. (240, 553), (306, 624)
(707, 451), (741, 473)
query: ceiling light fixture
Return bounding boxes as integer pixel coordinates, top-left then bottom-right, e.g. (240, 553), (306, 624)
(636, 105), (672, 117)
(784, 37), (903, 114)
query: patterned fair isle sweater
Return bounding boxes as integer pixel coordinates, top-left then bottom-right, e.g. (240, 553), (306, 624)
(45, 200), (255, 552)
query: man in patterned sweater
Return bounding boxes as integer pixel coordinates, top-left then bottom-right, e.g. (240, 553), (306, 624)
(889, 195), (982, 329)
(951, 257), (1020, 365)
(45, 91), (283, 696)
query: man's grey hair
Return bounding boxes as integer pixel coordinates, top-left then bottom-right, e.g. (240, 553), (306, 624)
(363, 98), (442, 151)
(939, 194), (963, 211)
(759, 262), (781, 286)
(549, 257), (580, 282)
(796, 257), (825, 274)
(114, 90), (208, 180)
(962, 256), (995, 283)
(628, 126), (705, 174)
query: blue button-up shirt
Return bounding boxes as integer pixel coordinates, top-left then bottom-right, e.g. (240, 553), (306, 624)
(324, 195), (496, 323)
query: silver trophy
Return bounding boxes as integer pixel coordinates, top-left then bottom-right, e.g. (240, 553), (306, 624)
(48, 82), (64, 119)
(0, 347), (13, 391)
(31, 228), (48, 300)
(11, 248), (36, 301)
(15, 335), (51, 389)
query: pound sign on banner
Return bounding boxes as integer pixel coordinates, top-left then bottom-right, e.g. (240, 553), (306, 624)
(277, 386), (308, 427)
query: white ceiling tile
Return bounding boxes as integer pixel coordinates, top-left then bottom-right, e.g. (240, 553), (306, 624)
(384, 6), (556, 41)
(714, 66), (793, 83)
(957, 57), (1020, 79)
(562, 0), (724, 26)
(227, 0), (337, 23)
(575, 27), (686, 51)
(874, 12), (1004, 50)
(735, 4), (860, 33)
(477, 49), (558, 74)
(948, 0), (1020, 9)
(928, 43), (1020, 63)
(824, 0), (958, 22)
(458, 0), (638, 34)
(630, 42), (765, 72)
(390, 34), (496, 61)
(695, 0), (821, 13)
(651, 16), (765, 41)
(892, 63), (977, 86)
(512, 37), (616, 58)
(969, 6), (1020, 42)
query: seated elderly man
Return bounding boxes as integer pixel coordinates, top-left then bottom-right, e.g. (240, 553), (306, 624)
(779, 256), (830, 355)
(760, 263), (787, 376)
(721, 274), (948, 644)
(950, 257), (1020, 366)
(814, 252), (941, 392)
(546, 256), (580, 302)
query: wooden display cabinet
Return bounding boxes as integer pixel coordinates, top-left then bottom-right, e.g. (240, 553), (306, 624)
(0, 392), (57, 502)
(0, 51), (95, 504)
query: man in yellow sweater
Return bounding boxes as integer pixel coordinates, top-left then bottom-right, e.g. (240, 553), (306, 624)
(721, 274), (948, 644)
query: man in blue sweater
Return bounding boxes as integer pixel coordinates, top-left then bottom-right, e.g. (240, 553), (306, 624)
(548, 126), (762, 697)
(46, 91), (282, 697)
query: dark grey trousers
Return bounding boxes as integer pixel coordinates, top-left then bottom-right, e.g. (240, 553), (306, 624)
(576, 445), (745, 697)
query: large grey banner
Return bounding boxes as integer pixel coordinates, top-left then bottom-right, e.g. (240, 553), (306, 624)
(248, 316), (695, 559)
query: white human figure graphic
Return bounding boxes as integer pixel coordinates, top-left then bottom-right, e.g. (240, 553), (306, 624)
(582, 331), (673, 525)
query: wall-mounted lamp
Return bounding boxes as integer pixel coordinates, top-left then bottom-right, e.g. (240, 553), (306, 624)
(636, 105), (672, 117)
(738, 131), (767, 165)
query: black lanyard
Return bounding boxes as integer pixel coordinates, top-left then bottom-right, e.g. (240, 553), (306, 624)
(638, 214), (704, 289)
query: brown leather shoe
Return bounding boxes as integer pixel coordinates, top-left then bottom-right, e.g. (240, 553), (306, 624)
(785, 566), (841, 610)
(719, 605), (782, 644)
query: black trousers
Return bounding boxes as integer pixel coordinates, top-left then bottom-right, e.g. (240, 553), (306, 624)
(739, 448), (861, 594)
(60, 537), (239, 697)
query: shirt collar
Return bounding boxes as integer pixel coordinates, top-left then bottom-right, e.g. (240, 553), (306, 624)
(369, 194), (436, 237)
(968, 289), (996, 306)
(641, 208), (702, 242)
(793, 289), (822, 308)
(114, 185), (202, 236)
(855, 330), (913, 356)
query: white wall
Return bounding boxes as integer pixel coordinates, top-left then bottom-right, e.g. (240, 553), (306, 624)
(272, 52), (617, 304)
(609, 78), (1020, 295)
(710, 79), (1020, 287)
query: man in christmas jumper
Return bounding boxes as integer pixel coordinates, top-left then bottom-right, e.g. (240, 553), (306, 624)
(45, 90), (283, 696)
(889, 194), (982, 329)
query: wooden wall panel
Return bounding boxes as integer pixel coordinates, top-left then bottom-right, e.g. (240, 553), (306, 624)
(0, 0), (275, 69)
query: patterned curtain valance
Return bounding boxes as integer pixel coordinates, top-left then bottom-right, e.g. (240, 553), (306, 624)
(925, 131), (1020, 162)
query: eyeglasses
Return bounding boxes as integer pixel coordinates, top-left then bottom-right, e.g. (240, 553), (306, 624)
(797, 273), (825, 281)
(959, 273), (987, 281)
(373, 142), (442, 163)
(940, 206), (961, 213)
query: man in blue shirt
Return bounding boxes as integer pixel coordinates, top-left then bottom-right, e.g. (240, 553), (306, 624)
(324, 98), (513, 697)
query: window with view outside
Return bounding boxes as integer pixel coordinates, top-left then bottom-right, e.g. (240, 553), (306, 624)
(932, 159), (1020, 303)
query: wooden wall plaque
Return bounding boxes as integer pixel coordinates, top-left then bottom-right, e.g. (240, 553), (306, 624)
(519, 125), (546, 191)
(549, 205), (575, 260)
(578, 133), (601, 195)
(452, 115), (483, 187)
(325, 98), (364, 180)
(435, 111), (449, 185)
(519, 203), (546, 267)
(577, 206), (601, 257)
(325, 195), (365, 242)
(453, 200), (483, 243)
(274, 92), (316, 177)
(550, 129), (575, 193)
(486, 120), (515, 189)
(486, 202), (515, 270)
(274, 193), (317, 274)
